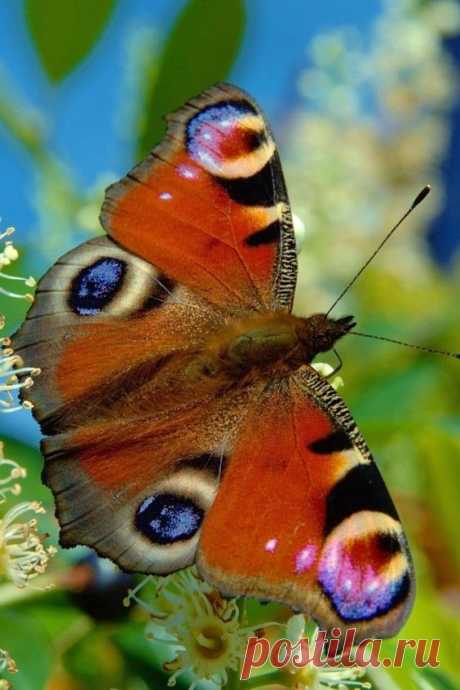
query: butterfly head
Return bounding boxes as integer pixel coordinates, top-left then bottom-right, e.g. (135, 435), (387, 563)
(298, 313), (356, 360)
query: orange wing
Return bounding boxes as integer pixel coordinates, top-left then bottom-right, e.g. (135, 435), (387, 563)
(101, 83), (297, 314)
(12, 235), (264, 574)
(41, 379), (264, 574)
(197, 366), (414, 640)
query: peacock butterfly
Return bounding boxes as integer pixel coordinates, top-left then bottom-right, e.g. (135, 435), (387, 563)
(12, 83), (414, 641)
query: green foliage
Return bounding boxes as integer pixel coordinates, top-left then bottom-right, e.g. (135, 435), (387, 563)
(0, 610), (52, 690)
(416, 668), (460, 690)
(2, 437), (54, 513)
(136, 0), (246, 158)
(25, 0), (118, 83)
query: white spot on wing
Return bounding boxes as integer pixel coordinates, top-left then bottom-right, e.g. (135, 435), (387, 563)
(177, 165), (197, 179)
(265, 538), (278, 553)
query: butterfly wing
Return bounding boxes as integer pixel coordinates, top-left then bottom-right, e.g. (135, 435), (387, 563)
(101, 83), (297, 313)
(12, 236), (224, 432)
(197, 366), (414, 639)
(42, 379), (264, 573)
(12, 234), (267, 571)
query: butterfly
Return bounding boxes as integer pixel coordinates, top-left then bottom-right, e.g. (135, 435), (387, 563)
(12, 83), (413, 641)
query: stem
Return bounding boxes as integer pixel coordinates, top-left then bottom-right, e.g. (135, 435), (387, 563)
(226, 667), (241, 690)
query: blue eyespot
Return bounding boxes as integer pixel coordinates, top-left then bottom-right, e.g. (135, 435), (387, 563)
(186, 100), (257, 165)
(70, 258), (126, 315)
(135, 493), (203, 545)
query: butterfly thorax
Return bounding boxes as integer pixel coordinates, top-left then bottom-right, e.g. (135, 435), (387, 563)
(194, 312), (355, 379)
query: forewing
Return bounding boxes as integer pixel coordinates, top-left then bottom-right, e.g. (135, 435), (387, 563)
(101, 83), (297, 313)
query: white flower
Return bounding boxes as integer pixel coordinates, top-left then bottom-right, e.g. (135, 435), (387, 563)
(259, 616), (371, 690)
(0, 221), (54, 589)
(312, 362), (344, 391)
(0, 227), (35, 301)
(0, 343), (40, 414)
(293, 213), (307, 255)
(287, 0), (460, 319)
(0, 223), (40, 413)
(257, 665), (370, 690)
(125, 568), (275, 690)
(0, 499), (56, 588)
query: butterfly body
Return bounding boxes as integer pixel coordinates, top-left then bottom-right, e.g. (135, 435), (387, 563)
(188, 312), (355, 381)
(11, 83), (414, 641)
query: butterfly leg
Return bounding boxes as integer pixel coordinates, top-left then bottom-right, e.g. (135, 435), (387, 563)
(328, 349), (343, 377)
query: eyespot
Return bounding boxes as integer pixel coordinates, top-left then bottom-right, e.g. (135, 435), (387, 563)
(135, 493), (204, 545)
(185, 100), (273, 179)
(69, 257), (126, 315)
(317, 512), (412, 622)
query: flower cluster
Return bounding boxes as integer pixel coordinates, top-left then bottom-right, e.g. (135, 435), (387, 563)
(0, 440), (56, 589)
(126, 566), (370, 690)
(256, 665), (370, 690)
(286, 0), (460, 316)
(0, 226), (35, 302)
(0, 224), (55, 686)
(125, 568), (257, 690)
(0, 225), (40, 414)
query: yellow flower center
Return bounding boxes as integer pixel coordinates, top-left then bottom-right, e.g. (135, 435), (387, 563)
(194, 622), (228, 659)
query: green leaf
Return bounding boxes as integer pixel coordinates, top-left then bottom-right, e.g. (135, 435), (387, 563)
(418, 429), (460, 571)
(25, 0), (118, 83)
(16, 601), (86, 640)
(137, 0), (246, 158)
(112, 621), (178, 688)
(415, 668), (460, 690)
(0, 609), (52, 690)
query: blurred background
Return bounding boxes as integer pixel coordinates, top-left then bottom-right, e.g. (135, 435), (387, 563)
(0, 1), (459, 689)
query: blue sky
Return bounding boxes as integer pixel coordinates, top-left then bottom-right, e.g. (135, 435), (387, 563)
(0, 1), (377, 240)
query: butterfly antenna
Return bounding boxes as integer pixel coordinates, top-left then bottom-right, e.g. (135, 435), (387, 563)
(349, 331), (460, 360)
(326, 185), (431, 316)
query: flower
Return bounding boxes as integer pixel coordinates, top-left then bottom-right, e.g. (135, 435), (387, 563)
(125, 568), (274, 690)
(256, 664), (370, 690)
(259, 621), (371, 690)
(0, 442), (26, 504)
(0, 648), (17, 690)
(287, 0), (460, 320)
(293, 213), (307, 256)
(0, 221), (55, 589)
(311, 362), (344, 391)
(0, 343), (40, 414)
(0, 226), (35, 301)
(0, 443), (56, 589)
(0, 224), (40, 413)
(0, 499), (57, 588)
